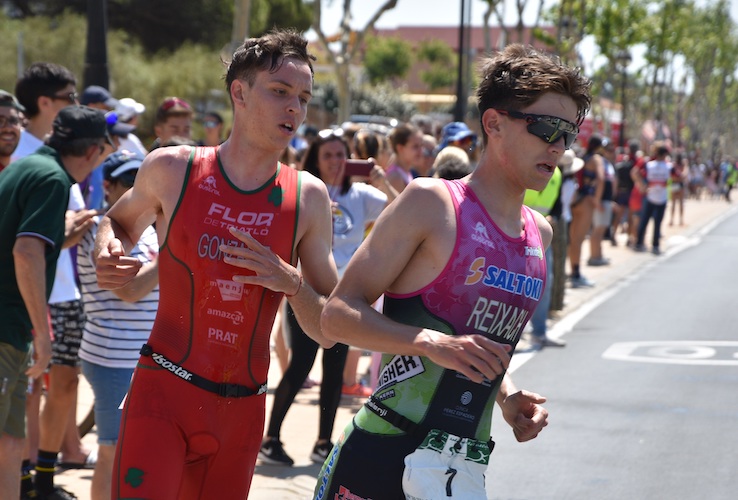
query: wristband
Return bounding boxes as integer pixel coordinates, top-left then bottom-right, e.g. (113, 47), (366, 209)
(285, 272), (303, 297)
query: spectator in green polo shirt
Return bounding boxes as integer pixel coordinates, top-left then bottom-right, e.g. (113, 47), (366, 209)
(0, 105), (113, 500)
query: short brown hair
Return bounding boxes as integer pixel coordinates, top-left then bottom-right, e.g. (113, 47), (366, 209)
(225, 29), (315, 98)
(476, 44), (591, 145)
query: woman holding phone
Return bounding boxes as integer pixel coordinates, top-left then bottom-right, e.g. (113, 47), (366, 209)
(259, 129), (396, 466)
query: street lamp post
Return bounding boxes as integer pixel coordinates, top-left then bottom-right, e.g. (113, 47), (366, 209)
(616, 50), (632, 149)
(84, 0), (109, 88)
(454, 0), (471, 122)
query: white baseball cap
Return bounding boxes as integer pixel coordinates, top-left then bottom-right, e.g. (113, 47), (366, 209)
(115, 97), (146, 122)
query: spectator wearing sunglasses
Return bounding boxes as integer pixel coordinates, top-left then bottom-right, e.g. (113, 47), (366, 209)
(13, 62), (78, 161)
(0, 90), (24, 172)
(149, 96), (193, 150)
(199, 111), (225, 146)
(317, 43), (591, 499)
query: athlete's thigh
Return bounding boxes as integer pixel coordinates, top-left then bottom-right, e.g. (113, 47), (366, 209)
(196, 396), (266, 499)
(113, 412), (186, 498)
(113, 369), (188, 498)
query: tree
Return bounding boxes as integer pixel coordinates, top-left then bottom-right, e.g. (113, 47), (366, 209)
(481, 0), (505, 54)
(1, 0), (312, 54)
(311, 0), (399, 123)
(363, 35), (411, 85)
(417, 39), (456, 91)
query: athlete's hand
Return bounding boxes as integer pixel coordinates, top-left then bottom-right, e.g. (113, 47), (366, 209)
(221, 226), (301, 296)
(96, 238), (143, 289)
(500, 389), (548, 442)
(421, 332), (512, 384)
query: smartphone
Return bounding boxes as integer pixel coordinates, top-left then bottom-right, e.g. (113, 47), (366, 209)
(344, 159), (374, 177)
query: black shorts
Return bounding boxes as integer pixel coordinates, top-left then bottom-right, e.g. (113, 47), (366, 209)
(49, 300), (85, 367)
(314, 421), (419, 500)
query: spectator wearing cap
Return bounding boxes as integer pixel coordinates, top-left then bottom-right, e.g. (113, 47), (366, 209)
(438, 121), (478, 164)
(115, 97), (145, 126)
(0, 90), (24, 171)
(0, 105), (111, 500)
(80, 85), (118, 111)
(199, 111), (225, 147)
(150, 96), (193, 150)
(82, 112), (138, 210)
(13, 63), (96, 499)
(76, 150), (159, 500)
(114, 97), (148, 156)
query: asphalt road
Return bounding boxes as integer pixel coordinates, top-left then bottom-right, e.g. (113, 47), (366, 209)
(486, 209), (738, 499)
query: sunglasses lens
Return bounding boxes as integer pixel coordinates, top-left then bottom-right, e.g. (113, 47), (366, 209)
(528, 118), (577, 149)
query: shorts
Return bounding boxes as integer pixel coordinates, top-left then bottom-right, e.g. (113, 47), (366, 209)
(81, 360), (133, 446)
(314, 421), (419, 499)
(49, 300), (85, 367)
(592, 200), (613, 228)
(113, 364), (266, 498)
(0, 342), (31, 438)
(615, 190), (631, 206)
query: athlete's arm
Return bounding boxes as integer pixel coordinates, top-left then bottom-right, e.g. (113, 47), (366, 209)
(220, 173), (338, 348)
(321, 178), (511, 384)
(95, 147), (184, 289)
(287, 174), (339, 347)
(496, 372), (548, 442)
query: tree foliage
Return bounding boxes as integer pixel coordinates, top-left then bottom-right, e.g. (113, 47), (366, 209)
(363, 35), (412, 85)
(417, 39), (456, 91)
(0, 10), (227, 145)
(1, 0), (313, 54)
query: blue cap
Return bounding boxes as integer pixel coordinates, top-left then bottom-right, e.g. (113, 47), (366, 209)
(80, 85), (118, 108)
(101, 150), (144, 181)
(439, 121), (477, 150)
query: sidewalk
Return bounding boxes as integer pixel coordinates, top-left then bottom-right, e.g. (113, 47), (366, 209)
(55, 197), (736, 499)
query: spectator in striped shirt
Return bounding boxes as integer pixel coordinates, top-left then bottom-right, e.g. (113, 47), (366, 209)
(76, 150), (159, 500)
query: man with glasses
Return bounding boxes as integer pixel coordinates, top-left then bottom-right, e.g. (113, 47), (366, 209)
(13, 63), (102, 498)
(95, 29), (337, 499)
(0, 90), (24, 172)
(0, 106), (113, 500)
(316, 44), (591, 499)
(13, 62), (78, 160)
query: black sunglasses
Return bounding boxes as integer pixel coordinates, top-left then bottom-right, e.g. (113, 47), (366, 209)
(495, 109), (579, 149)
(46, 92), (79, 104)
